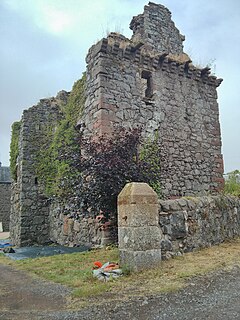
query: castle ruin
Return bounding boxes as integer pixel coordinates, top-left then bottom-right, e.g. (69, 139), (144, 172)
(10, 2), (224, 247)
(80, 2), (224, 197)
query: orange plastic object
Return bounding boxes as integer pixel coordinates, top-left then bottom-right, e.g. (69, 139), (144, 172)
(93, 261), (103, 268)
(103, 263), (119, 272)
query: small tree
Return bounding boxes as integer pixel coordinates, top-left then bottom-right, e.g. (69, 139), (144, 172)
(79, 128), (161, 218)
(224, 170), (240, 197)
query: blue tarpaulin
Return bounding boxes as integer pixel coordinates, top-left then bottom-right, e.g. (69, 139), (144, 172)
(0, 239), (12, 249)
(2, 244), (89, 260)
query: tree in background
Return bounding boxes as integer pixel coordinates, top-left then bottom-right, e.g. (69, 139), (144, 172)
(224, 170), (240, 197)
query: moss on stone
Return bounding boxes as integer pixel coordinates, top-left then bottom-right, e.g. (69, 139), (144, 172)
(35, 73), (86, 197)
(10, 121), (21, 181)
(139, 133), (162, 197)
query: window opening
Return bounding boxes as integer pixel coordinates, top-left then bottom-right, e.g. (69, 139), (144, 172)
(141, 70), (153, 99)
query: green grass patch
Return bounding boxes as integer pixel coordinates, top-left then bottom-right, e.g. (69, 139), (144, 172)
(0, 238), (240, 306)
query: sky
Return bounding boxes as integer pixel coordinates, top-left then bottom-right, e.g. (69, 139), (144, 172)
(0, 0), (239, 173)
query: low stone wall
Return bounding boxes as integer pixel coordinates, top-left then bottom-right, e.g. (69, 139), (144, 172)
(49, 201), (117, 247)
(0, 182), (11, 231)
(159, 195), (240, 259)
(118, 183), (240, 270)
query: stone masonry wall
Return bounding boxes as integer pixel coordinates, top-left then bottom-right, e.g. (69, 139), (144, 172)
(10, 92), (68, 246)
(130, 2), (185, 54)
(49, 201), (116, 247)
(159, 195), (240, 259)
(49, 201), (110, 246)
(80, 2), (224, 198)
(0, 182), (11, 231)
(10, 2), (225, 248)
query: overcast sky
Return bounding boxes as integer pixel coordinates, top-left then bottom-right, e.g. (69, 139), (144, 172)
(0, 0), (239, 173)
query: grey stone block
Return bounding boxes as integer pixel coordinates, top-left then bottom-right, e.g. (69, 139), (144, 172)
(120, 249), (162, 272)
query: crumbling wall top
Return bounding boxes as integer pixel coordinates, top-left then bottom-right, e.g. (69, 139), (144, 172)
(130, 2), (185, 55)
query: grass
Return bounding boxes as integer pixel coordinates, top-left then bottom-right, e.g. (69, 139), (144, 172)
(0, 239), (240, 307)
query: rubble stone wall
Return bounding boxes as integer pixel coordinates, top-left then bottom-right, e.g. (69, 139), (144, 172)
(0, 182), (11, 231)
(159, 195), (240, 259)
(130, 2), (185, 54)
(10, 2), (225, 248)
(49, 200), (116, 247)
(10, 96), (64, 246)
(81, 2), (224, 198)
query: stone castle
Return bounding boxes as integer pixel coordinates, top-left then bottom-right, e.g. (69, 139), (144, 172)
(9, 2), (224, 247)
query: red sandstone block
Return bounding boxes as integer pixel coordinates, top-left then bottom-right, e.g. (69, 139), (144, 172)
(214, 167), (224, 174)
(212, 177), (225, 184)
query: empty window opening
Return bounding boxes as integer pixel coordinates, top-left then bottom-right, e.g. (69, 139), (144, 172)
(34, 177), (38, 185)
(141, 70), (153, 99)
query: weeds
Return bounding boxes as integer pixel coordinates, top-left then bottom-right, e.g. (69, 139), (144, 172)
(0, 238), (240, 305)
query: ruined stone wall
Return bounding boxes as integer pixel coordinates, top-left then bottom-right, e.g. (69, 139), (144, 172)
(49, 201), (116, 247)
(9, 2), (225, 248)
(0, 182), (11, 231)
(159, 196), (240, 259)
(130, 2), (185, 54)
(81, 3), (224, 198)
(9, 89), (109, 248)
(10, 95), (65, 246)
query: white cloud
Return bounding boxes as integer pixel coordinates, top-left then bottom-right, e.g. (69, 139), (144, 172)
(37, 4), (73, 34)
(0, 0), (239, 172)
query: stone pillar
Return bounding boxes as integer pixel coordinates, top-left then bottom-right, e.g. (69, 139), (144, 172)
(118, 182), (162, 271)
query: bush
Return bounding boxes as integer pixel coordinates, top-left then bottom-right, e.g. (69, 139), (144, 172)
(78, 128), (162, 218)
(224, 170), (240, 197)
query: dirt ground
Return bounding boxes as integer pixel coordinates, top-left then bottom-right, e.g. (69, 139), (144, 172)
(0, 262), (240, 320)
(0, 263), (70, 320)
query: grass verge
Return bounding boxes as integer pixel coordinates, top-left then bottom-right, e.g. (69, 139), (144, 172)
(0, 238), (240, 307)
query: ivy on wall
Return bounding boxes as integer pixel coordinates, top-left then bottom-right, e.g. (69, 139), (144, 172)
(139, 132), (162, 197)
(9, 72), (162, 218)
(35, 73), (86, 197)
(10, 121), (21, 181)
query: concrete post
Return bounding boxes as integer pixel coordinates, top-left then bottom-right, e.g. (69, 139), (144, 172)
(118, 182), (162, 271)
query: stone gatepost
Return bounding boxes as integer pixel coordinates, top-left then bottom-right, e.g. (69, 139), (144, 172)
(118, 182), (162, 271)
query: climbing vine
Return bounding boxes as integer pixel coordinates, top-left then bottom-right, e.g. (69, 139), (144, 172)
(10, 121), (21, 181)
(16, 70), (162, 219)
(139, 132), (162, 197)
(35, 73), (86, 197)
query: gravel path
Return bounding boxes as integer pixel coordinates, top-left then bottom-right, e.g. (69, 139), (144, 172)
(0, 264), (70, 320)
(0, 264), (240, 320)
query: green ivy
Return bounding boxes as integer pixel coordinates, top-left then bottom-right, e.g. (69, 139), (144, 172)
(139, 133), (162, 197)
(10, 121), (21, 180)
(35, 73), (86, 197)
(35, 126), (59, 195)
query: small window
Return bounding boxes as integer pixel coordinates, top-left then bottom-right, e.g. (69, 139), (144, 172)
(141, 70), (153, 99)
(34, 177), (38, 185)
